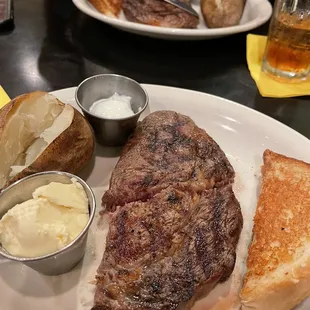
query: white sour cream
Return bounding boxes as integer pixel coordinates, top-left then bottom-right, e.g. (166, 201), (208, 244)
(89, 93), (134, 119)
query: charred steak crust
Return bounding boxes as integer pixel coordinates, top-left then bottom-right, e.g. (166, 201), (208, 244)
(102, 111), (235, 212)
(94, 111), (243, 310)
(123, 0), (199, 29)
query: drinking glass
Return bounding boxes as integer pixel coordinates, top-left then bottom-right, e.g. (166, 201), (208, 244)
(261, 0), (310, 82)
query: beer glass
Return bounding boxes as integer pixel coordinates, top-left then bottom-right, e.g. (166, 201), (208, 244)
(262, 0), (310, 82)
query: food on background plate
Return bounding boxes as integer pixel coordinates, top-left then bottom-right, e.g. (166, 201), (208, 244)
(92, 111), (243, 309)
(201, 0), (246, 28)
(89, 93), (135, 119)
(89, 0), (245, 28)
(123, 0), (199, 29)
(0, 91), (95, 191)
(240, 150), (310, 310)
(89, 0), (122, 17)
(0, 179), (89, 257)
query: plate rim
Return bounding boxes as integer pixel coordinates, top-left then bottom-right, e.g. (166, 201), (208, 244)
(72, 0), (273, 37)
(51, 84), (310, 147)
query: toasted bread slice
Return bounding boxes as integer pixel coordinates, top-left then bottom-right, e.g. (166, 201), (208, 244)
(89, 0), (122, 17)
(240, 149), (310, 310)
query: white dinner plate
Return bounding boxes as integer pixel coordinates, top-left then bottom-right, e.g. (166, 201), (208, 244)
(73, 0), (272, 40)
(1, 84), (310, 310)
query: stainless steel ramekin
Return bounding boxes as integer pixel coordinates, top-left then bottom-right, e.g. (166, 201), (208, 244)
(0, 171), (96, 276)
(75, 74), (148, 146)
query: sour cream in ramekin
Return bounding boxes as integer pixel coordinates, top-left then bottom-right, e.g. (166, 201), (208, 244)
(89, 93), (134, 119)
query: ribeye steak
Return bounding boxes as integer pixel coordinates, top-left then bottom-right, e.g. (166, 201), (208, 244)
(102, 111), (235, 212)
(93, 111), (243, 310)
(123, 0), (199, 29)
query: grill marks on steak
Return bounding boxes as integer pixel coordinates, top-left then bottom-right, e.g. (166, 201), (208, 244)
(93, 186), (242, 310)
(123, 0), (199, 29)
(102, 111), (235, 212)
(101, 188), (197, 269)
(93, 111), (242, 310)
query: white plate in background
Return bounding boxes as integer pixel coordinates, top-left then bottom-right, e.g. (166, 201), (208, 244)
(73, 0), (272, 40)
(1, 84), (309, 310)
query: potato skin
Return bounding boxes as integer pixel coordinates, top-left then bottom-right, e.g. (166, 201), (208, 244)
(0, 98), (14, 131)
(0, 92), (47, 137)
(201, 0), (245, 28)
(1, 94), (95, 190)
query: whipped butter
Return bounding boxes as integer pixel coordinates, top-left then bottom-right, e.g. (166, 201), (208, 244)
(0, 179), (89, 257)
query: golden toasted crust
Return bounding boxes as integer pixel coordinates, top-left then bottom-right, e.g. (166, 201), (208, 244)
(240, 149), (310, 309)
(89, 0), (122, 17)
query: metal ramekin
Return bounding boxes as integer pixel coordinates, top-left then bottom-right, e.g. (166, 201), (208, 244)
(0, 171), (96, 276)
(75, 74), (149, 146)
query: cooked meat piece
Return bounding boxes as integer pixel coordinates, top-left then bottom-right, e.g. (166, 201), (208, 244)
(102, 111), (234, 212)
(92, 185), (243, 310)
(94, 111), (242, 310)
(123, 0), (199, 29)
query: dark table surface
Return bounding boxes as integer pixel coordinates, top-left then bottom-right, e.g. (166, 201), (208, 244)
(0, 0), (309, 138)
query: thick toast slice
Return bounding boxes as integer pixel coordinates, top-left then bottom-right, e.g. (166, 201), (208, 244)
(240, 149), (310, 310)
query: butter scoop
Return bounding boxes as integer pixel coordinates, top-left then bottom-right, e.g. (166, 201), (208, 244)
(0, 179), (89, 258)
(33, 178), (88, 212)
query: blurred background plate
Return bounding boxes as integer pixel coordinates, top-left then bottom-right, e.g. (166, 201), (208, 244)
(72, 0), (273, 40)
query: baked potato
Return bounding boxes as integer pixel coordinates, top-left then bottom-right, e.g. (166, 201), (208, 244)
(0, 91), (95, 190)
(201, 0), (246, 28)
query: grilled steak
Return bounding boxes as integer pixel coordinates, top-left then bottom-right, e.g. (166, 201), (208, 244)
(94, 186), (242, 309)
(123, 0), (199, 29)
(93, 111), (243, 310)
(102, 111), (235, 212)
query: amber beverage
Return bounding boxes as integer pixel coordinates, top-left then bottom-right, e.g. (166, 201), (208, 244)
(262, 0), (310, 82)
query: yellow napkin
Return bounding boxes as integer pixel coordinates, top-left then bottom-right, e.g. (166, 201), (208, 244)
(0, 86), (10, 109)
(246, 34), (310, 98)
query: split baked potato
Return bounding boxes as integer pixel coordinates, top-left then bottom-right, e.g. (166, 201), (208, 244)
(0, 91), (95, 190)
(201, 0), (246, 28)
